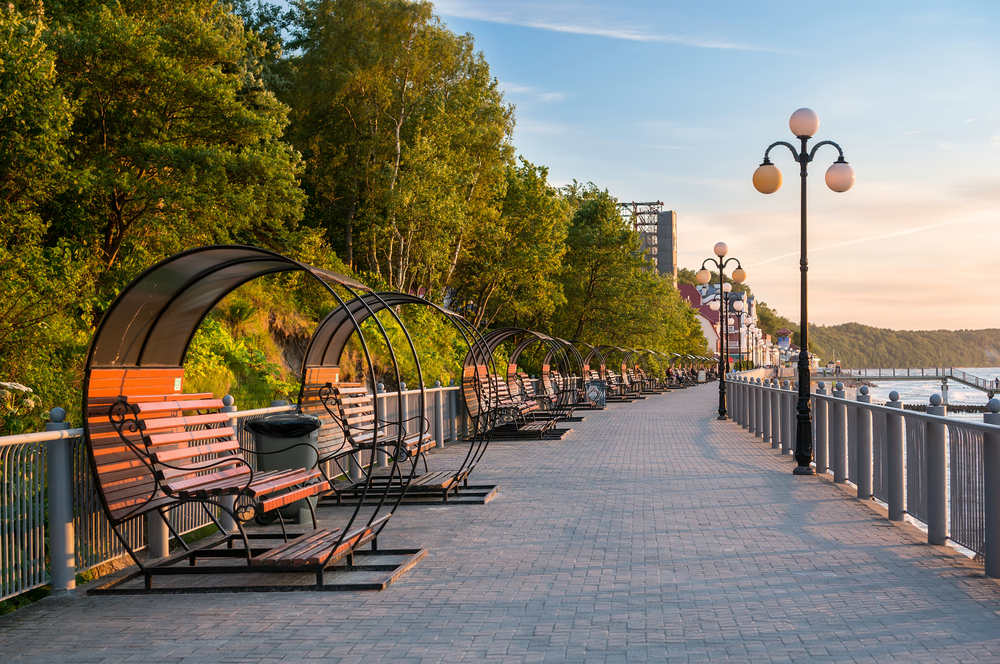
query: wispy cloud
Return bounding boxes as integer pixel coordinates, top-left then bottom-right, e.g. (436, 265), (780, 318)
(746, 213), (994, 268)
(499, 82), (566, 104)
(434, 1), (788, 53)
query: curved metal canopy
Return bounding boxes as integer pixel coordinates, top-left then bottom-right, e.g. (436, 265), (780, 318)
(87, 245), (368, 369)
(304, 291), (464, 371)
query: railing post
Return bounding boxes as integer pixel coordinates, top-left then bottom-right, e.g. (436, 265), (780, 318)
(754, 378), (764, 438)
(886, 391), (905, 521)
(447, 380), (456, 443)
(748, 378), (757, 434)
(761, 379), (771, 444)
(832, 382), (847, 483)
(434, 381), (445, 448)
(735, 376), (742, 423)
(770, 379), (781, 449)
(856, 386), (872, 499)
(376, 384), (388, 468)
(983, 399), (1000, 577)
(780, 380), (791, 454)
(743, 378), (750, 429)
(45, 407), (76, 595)
(926, 394), (948, 546)
(815, 382), (828, 474)
(219, 395), (238, 532)
(731, 377), (741, 425)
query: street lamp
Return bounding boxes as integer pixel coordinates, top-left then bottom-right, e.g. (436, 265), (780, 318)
(730, 301), (750, 370)
(753, 108), (854, 475)
(697, 242), (747, 420)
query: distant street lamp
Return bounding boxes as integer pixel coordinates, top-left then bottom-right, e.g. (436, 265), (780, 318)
(753, 108), (855, 475)
(697, 243), (747, 420)
(729, 302), (750, 370)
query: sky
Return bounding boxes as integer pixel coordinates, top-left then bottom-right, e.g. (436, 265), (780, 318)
(430, 0), (1000, 331)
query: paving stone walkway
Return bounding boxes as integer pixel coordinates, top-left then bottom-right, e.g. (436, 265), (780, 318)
(4, 384), (1000, 663)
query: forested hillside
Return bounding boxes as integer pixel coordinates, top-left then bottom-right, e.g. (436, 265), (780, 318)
(0, 0), (708, 434)
(677, 269), (1000, 369)
(808, 324), (1000, 368)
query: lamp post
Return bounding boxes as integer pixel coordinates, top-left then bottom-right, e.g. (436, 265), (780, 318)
(729, 303), (750, 370)
(696, 243), (747, 420)
(753, 108), (855, 475)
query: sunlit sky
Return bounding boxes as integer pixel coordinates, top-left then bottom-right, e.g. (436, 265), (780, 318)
(432, 0), (1000, 331)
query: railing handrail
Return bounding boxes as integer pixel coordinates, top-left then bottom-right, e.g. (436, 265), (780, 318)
(735, 380), (1000, 433)
(0, 387), (472, 449)
(0, 427), (84, 447)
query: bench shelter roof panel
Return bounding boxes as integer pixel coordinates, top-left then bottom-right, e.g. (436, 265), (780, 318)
(87, 245), (368, 370)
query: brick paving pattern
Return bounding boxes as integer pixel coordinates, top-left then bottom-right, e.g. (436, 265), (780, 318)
(3, 384), (1000, 662)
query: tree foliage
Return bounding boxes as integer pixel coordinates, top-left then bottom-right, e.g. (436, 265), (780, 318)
(0, 0), (711, 434)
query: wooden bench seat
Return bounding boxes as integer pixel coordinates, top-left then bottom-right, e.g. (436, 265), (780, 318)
(250, 514), (390, 567)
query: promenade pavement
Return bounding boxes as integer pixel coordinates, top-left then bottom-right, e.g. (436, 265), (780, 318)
(3, 384), (1000, 663)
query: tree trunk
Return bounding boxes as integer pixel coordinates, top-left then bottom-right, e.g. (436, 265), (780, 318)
(344, 197), (356, 269)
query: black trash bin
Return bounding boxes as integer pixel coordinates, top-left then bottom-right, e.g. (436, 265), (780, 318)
(246, 413), (322, 524)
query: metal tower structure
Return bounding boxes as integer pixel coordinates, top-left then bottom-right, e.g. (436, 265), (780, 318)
(619, 201), (664, 268)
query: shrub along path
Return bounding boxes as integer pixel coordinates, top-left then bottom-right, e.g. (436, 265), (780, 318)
(3, 384), (1000, 662)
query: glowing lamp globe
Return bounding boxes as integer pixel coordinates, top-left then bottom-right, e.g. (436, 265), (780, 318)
(696, 268), (711, 284)
(714, 241), (728, 257)
(789, 108), (820, 138)
(752, 162), (782, 194)
(722, 282), (732, 293)
(732, 300), (744, 312)
(825, 160), (855, 192)
(731, 267), (747, 283)
(709, 300), (721, 311)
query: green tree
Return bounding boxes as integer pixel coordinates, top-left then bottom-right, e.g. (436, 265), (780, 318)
(451, 158), (569, 328)
(45, 0), (305, 285)
(288, 0), (513, 289)
(0, 3), (90, 430)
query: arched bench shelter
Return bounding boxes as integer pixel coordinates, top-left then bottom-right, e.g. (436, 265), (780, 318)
(536, 336), (587, 414)
(463, 328), (575, 440)
(83, 245), (425, 593)
(302, 292), (499, 504)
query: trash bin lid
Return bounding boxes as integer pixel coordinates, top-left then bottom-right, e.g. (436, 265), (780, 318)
(246, 413), (321, 438)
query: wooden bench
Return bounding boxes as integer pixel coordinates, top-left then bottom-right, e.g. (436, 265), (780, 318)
(515, 372), (577, 419)
(478, 375), (561, 439)
(604, 372), (638, 402)
(101, 394), (330, 523)
(332, 384), (435, 462)
(83, 367), (383, 590)
(325, 383), (465, 502)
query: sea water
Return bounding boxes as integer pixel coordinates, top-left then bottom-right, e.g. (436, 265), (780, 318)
(837, 367), (1000, 423)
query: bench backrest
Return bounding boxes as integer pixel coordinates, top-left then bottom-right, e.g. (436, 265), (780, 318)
(332, 385), (376, 442)
(85, 368), (213, 523)
(130, 396), (246, 498)
(515, 372), (538, 399)
(299, 368), (350, 457)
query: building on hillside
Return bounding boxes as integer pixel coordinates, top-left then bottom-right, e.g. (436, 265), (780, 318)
(679, 283), (719, 352)
(776, 328), (792, 350)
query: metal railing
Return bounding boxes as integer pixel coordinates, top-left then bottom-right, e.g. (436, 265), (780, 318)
(728, 375), (1000, 577)
(0, 385), (465, 602)
(840, 367), (997, 392)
